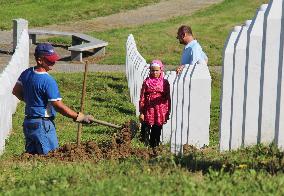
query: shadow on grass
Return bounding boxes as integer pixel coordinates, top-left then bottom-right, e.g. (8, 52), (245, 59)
(150, 143), (284, 175)
(96, 74), (122, 81)
(108, 83), (126, 94)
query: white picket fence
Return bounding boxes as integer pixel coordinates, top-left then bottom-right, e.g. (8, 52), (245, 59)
(126, 34), (211, 153)
(0, 29), (29, 154)
(220, 0), (284, 151)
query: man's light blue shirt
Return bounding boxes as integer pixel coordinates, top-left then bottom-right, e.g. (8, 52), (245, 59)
(180, 40), (208, 65)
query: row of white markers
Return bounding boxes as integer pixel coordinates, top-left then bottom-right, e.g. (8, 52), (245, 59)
(0, 30), (29, 154)
(220, 0), (284, 150)
(126, 34), (211, 153)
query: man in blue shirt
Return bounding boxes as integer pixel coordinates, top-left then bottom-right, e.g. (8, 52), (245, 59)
(12, 43), (94, 155)
(176, 25), (208, 74)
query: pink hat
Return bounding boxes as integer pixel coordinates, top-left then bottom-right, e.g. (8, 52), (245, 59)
(151, 59), (164, 70)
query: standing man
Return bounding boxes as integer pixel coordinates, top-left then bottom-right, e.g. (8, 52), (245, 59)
(12, 43), (94, 155)
(176, 25), (208, 74)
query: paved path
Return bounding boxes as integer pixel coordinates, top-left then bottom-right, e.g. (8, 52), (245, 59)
(0, 0), (223, 72)
(35, 0), (222, 33)
(48, 63), (221, 74)
(0, 0), (222, 44)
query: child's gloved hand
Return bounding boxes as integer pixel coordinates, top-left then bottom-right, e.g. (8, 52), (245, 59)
(139, 114), (144, 122)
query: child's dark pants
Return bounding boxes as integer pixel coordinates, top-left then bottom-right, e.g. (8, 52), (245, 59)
(140, 122), (162, 148)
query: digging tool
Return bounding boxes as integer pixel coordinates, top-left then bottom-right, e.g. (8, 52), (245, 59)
(76, 61), (138, 145)
(77, 61), (89, 146)
(90, 119), (138, 139)
(91, 118), (121, 129)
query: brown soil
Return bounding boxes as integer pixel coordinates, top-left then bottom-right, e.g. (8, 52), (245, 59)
(19, 121), (169, 162)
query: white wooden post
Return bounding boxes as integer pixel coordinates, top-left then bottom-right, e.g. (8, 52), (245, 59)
(275, 0), (284, 149)
(0, 29), (29, 154)
(170, 63), (211, 153)
(230, 20), (252, 150)
(170, 71), (179, 152)
(187, 64), (211, 148)
(260, 0), (282, 144)
(162, 71), (176, 143)
(219, 26), (242, 151)
(173, 64), (192, 153)
(243, 4), (268, 146)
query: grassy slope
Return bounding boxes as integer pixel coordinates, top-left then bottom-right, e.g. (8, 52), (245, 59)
(85, 0), (268, 66)
(1, 72), (284, 195)
(0, 0), (159, 30)
(2, 0), (284, 194)
(1, 160), (284, 195)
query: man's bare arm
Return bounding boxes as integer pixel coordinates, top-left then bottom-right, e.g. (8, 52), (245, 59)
(12, 83), (24, 101)
(52, 100), (78, 120)
(52, 100), (94, 123)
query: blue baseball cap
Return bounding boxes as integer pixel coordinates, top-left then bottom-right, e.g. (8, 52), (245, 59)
(34, 43), (60, 62)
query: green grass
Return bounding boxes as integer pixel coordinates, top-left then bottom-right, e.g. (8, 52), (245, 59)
(209, 70), (221, 147)
(86, 0), (268, 66)
(0, 0), (160, 30)
(44, 0), (269, 66)
(2, 72), (284, 195)
(1, 159), (284, 195)
(47, 0), (268, 66)
(2, 0), (269, 66)
(2, 0), (283, 194)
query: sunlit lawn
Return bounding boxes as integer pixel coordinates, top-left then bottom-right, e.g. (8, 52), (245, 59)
(1, 72), (284, 195)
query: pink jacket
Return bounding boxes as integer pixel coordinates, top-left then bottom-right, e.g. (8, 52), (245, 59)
(139, 78), (171, 126)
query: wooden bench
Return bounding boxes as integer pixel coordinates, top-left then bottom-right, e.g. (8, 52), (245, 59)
(28, 29), (108, 62)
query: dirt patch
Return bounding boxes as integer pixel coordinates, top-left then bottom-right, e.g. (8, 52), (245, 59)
(20, 121), (168, 162)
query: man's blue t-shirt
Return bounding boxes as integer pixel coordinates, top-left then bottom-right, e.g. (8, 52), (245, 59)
(17, 67), (62, 117)
(181, 40), (208, 65)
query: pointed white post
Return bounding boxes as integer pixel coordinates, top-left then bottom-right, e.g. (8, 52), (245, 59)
(230, 20), (252, 150)
(260, 0), (282, 144)
(243, 4), (268, 146)
(219, 26), (242, 151)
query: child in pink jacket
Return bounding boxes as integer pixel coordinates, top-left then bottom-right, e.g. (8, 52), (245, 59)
(139, 60), (171, 148)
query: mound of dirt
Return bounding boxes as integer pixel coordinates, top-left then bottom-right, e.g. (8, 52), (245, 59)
(20, 121), (168, 162)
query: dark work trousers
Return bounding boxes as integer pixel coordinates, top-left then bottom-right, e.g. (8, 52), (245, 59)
(140, 122), (162, 148)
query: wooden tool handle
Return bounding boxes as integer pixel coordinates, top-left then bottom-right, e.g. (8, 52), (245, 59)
(77, 61), (88, 146)
(92, 118), (121, 129)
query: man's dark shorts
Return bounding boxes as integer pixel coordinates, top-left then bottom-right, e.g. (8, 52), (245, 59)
(23, 118), (58, 155)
